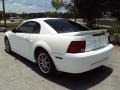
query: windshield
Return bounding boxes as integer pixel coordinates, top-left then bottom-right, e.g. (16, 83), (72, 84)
(45, 19), (90, 33)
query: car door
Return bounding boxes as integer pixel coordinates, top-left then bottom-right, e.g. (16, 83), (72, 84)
(11, 21), (40, 59)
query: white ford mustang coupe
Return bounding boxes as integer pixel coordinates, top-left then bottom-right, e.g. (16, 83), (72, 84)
(4, 18), (113, 75)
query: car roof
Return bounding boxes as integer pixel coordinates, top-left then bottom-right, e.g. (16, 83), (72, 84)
(25, 18), (62, 23)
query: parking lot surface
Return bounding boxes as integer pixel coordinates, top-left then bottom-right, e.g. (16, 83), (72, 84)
(0, 32), (120, 90)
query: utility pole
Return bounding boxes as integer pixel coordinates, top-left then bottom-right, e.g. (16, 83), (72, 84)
(46, 4), (48, 17)
(73, 0), (76, 22)
(2, 0), (6, 26)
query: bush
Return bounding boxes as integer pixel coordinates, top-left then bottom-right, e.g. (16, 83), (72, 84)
(110, 33), (120, 45)
(6, 22), (21, 30)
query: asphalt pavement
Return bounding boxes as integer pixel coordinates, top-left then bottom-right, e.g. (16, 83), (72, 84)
(0, 32), (120, 90)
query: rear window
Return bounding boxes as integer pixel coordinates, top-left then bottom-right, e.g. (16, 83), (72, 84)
(45, 19), (90, 33)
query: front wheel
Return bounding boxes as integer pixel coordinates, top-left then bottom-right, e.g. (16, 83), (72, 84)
(4, 38), (11, 53)
(37, 50), (56, 75)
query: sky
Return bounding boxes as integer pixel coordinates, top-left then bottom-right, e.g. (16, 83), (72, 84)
(0, 0), (66, 13)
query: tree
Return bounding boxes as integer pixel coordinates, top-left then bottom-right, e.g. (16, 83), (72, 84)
(75, 0), (107, 28)
(108, 0), (120, 34)
(51, 0), (63, 12)
(65, 0), (107, 29)
(64, 0), (77, 21)
(109, 0), (120, 21)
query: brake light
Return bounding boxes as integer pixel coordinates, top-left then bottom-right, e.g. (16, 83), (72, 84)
(67, 41), (86, 53)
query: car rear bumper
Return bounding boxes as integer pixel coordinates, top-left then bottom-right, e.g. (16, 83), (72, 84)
(53, 44), (113, 74)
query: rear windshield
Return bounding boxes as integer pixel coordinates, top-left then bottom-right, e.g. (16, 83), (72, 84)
(44, 19), (90, 33)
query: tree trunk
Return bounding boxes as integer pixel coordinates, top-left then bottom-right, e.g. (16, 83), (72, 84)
(86, 18), (96, 29)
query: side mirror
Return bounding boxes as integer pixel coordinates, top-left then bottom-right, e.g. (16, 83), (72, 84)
(12, 29), (17, 33)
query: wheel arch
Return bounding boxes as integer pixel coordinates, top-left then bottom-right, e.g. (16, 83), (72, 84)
(33, 41), (53, 63)
(4, 36), (8, 40)
(4, 36), (9, 43)
(34, 46), (48, 62)
(4, 31), (12, 41)
(34, 46), (57, 75)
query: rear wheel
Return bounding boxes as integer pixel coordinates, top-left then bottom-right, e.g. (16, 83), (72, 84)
(5, 38), (11, 53)
(37, 50), (56, 75)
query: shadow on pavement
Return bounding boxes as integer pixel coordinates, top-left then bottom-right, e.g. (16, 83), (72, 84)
(7, 51), (113, 90)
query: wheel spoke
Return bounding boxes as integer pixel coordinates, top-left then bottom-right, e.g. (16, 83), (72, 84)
(44, 67), (48, 72)
(44, 66), (49, 72)
(46, 61), (50, 64)
(39, 62), (43, 65)
(41, 65), (44, 69)
(38, 53), (51, 74)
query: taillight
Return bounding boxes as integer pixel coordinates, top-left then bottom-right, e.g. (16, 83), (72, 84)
(67, 41), (86, 53)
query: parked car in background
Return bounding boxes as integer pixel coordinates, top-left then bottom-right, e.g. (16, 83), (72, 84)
(4, 18), (113, 75)
(9, 17), (23, 22)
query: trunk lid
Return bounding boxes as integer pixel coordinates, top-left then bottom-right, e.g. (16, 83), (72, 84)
(62, 29), (109, 52)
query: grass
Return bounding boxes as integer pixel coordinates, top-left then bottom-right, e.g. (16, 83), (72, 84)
(96, 20), (116, 26)
(6, 22), (21, 30)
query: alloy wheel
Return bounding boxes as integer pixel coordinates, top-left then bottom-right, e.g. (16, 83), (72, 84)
(38, 53), (51, 74)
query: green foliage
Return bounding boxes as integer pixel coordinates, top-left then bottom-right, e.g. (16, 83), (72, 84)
(112, 33), (120, 42)
(51, 0), (63, 10)
(64, 0), (74, 13)
(75, 0), (106, 28)
(64, 0), (107, 29)
(0, 15), (2, 20)
(109, 0), (120, 21)
(96, 20), (116, 26)
(75, 0), (104, 19)
(6, 22), (21, 29)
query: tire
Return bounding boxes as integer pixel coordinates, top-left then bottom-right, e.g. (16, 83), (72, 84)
(37, 49), (56, 76)
(4, 38), (11, 53)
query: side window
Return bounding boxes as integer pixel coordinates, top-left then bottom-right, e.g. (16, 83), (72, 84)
(17, 21), (40, 33)
(33, 22), (41, 33)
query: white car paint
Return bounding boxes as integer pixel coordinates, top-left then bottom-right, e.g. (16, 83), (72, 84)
(5, 18), (113, 74)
